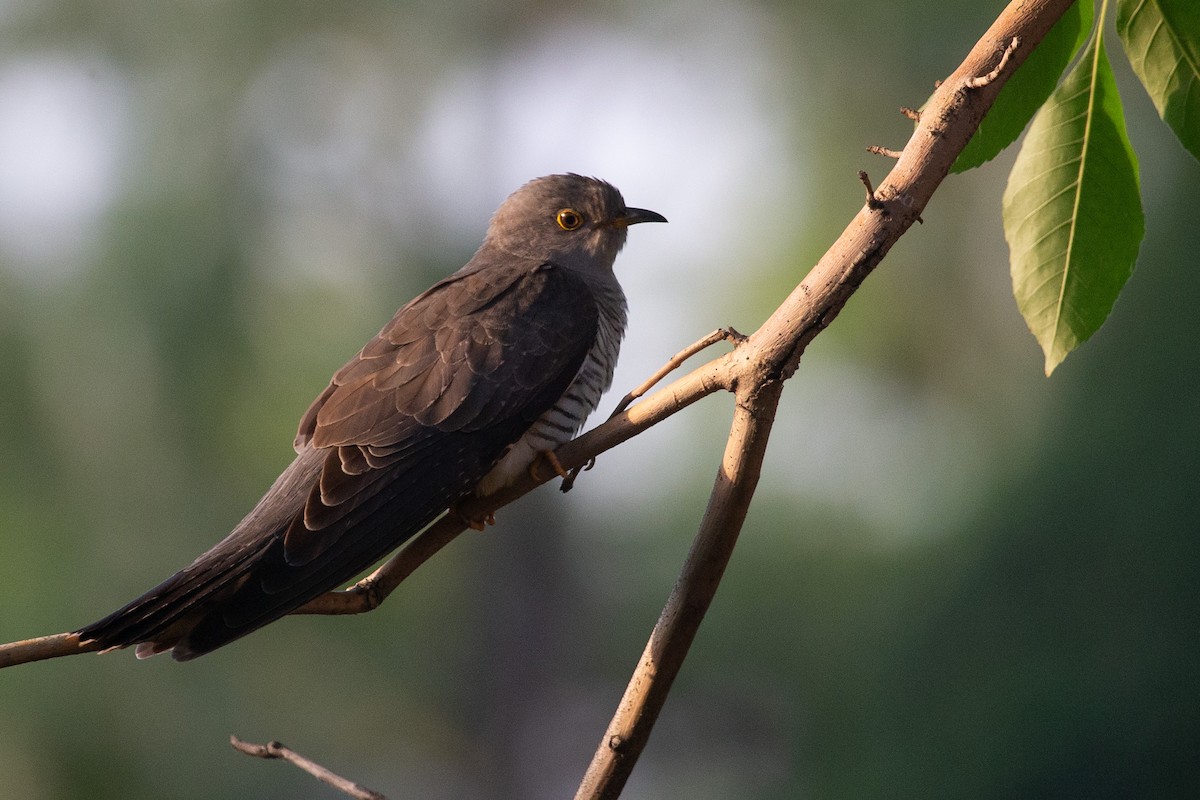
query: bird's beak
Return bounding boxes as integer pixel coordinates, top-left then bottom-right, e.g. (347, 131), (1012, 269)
(614, 206), (668, 227)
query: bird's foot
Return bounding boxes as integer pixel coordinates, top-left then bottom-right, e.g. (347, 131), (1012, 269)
(453, 505), (496, 532)
(529, 449), (570, 483)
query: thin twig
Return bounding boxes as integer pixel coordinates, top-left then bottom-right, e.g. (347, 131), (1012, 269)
(609, 327), (743, 420)
(900, 106), (921, 121)
(561, 327), (743, 492)
(230, 736), (387, 800)
(857, 170), (884, 209)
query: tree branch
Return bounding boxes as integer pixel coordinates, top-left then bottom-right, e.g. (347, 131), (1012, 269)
(296, 340), (739, 614)
(0, 337), (736, 663)
(0, 632), (102, 668)
(0, 6), (1077, 799)
(573, 1), (1075, 796)
(575, 378), (783, 799)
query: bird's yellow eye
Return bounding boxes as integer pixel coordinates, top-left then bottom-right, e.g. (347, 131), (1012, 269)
(556, 208), (584, 230)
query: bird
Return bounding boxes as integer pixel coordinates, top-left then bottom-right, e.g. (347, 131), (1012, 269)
(76, 174), (666, 661)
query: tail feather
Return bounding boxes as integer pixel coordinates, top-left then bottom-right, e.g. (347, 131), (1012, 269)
(73, 440), (466, 660)
(75, 448), (325, 657)
(76, 534), (274, 653)
(75, 428), (509, 660)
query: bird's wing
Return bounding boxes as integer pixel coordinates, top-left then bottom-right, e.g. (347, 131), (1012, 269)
(78, 261), (600, 657)
(281, 259), (600, 565)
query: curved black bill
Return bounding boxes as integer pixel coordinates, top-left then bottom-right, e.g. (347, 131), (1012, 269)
(616, 206), (668, 226)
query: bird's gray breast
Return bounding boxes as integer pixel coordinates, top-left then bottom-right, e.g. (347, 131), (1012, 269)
(474, 280), (627, 495)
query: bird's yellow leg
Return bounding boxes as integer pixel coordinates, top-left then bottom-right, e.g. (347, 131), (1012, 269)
(529, 449), (570, 482)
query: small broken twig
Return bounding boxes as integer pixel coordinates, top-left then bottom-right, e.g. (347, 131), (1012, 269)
(230, 736), (387, 800)
(857, 170), (884, 209)
(965, 36), (1021, 89)
(866, 145), (903, 159)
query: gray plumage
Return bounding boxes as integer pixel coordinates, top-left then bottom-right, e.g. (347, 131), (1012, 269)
(77, 174), (665, 660)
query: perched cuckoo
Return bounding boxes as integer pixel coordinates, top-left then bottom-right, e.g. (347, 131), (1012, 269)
(77, 174), (665, 661)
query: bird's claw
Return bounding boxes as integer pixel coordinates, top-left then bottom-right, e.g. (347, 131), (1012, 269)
(453, 506), (495, 531)
(529, 450), (570, 482)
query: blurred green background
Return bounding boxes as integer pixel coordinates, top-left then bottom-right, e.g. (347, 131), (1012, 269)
(1, 1), (1197, 797)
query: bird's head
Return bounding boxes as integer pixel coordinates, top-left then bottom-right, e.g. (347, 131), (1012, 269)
(483, 174), (666, 273)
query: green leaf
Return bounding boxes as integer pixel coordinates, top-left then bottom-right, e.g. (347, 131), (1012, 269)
(1117, 0), (1200, 162)
(952, 0), (1094, 172)
(1002, 22), (1144, 375)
